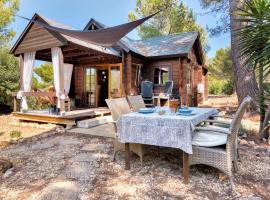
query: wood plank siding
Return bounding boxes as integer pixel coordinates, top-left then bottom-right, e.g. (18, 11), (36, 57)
(14, 24), (65, 55)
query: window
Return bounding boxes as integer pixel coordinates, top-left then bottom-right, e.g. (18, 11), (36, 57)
(85, 67), (96, 107)
(153, 66), (171, 85)
(133, 64), (142, 87)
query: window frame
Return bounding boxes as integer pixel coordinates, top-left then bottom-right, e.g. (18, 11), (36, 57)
(153, 65), (172, 85)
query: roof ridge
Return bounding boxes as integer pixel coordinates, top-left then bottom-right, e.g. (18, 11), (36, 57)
(132, 31), (198, 42)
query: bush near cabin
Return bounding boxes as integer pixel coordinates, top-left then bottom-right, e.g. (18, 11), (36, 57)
(208, 47), (234, 95)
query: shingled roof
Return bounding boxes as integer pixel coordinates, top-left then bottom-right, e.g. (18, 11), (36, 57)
(125, 32), (199, 58)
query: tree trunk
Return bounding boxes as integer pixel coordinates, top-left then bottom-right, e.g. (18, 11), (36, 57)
(258, 63), (266, 133)
(261, 103), (270, 139)
(229, 0), (258, 108)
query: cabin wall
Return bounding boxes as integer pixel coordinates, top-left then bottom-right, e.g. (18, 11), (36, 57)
(122, 53), (144, 96)
(70, 51), (207, 107)
(141, 58), (180, 95)
(188, 47), (209, 105)
(71, 65), (84, 106)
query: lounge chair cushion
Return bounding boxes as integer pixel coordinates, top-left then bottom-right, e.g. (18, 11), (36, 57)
(192, 129), (228, 147)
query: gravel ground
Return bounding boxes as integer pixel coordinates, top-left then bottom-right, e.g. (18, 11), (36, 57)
(0, 114), (57, 146)
(0, 96), (269, 199)
(0, 130), (269, 200)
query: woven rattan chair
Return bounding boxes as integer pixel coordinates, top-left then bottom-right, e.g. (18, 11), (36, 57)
(190, 96), (252, 188)
(105, 98), (144, 163)
(127, 95), (146, 112)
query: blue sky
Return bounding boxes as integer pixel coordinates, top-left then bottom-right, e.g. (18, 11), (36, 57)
(10, 0), (230, 58)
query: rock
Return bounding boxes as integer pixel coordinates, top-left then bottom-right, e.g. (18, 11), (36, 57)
(3, 168), (13, 178)
(0, 158), (13, 173)
(37, 181), (79, 200)
(266, 148), (270, 155)
(249, 141), (255, 146)
(239, 139), (248, 145)
(241, 133), (248, 138)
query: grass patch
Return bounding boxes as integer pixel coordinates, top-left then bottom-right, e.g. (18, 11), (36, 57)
(9, 130), (22, 139)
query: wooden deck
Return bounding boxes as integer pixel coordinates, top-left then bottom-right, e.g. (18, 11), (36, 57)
(12, 108), (110, 126)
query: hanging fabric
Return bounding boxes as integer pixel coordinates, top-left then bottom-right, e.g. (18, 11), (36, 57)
(64, 63), (73, 96)
(51, 47), (65, 108)
(17, 51), (36, 110)
(16, 12), (159, 47)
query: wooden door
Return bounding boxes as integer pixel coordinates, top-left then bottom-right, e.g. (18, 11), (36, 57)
(108, 64), (122, 98)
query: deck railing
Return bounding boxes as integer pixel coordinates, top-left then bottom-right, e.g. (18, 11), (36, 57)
(12, 91), (70, 112)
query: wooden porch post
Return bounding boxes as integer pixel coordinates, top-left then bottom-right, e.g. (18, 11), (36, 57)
(125, 53), (132, 95)
(180, 58), (188, 106)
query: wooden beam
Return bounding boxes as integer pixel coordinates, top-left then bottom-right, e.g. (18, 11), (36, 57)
(75, 55), (104, 61)
(12, 112), (76, 126)
(64, 51), (93, 58)
(12, 91), (56, 97)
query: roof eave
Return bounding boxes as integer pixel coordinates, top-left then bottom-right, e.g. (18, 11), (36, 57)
(10, 13), (68, 56)
(145, 53), (188, 60)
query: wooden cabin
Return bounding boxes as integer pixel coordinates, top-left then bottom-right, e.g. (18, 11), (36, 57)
(10, 13), (208, 125)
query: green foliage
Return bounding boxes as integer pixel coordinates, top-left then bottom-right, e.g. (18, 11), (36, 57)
(207, 47), (234, 95)
(236, 0), (270, 134)
(207, 47), (233, 80)
(33, 62), (54, 89)
(0, 46), (19, 106)
(208, 77), (223, 95)
(237, 0), (270, 71)
(222, 81), (234, 95)
(128, 0), (209, 51)
(0, 0), (19, 44)
(199, 0), (230, 36)
(0, 0), (19, 107)
(9, 130), (22, 139)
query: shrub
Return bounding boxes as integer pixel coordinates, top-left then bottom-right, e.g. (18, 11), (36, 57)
(208, 77), (234, 95)
(208, 77), (223, 95)
(9, 130), (22, 139)
(222, 81), (234, 95)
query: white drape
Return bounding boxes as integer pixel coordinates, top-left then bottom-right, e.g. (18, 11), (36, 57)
(17, 51), (36, 110)
(64, 64), (73, 95)
(51, 47), (65, 108)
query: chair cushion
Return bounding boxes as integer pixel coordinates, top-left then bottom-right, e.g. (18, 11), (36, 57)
(192, 130), (228, 147)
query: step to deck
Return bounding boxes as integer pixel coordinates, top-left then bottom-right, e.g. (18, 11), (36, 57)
(77, 115), (113, 128)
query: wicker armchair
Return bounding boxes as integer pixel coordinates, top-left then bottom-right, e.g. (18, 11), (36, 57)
(127, 95), (146, 112)
(105, 98), (144, 163)
(190, 96), (252, 188)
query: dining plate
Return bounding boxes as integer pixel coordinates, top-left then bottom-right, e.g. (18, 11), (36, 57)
(178, 108), (193, 114)
(176, 112), (195, 116)
(138, 108), (155, 114)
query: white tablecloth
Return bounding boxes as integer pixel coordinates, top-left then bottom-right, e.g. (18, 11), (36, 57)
(116, 107), (218, 154)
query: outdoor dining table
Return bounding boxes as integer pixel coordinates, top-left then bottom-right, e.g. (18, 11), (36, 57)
(116, 107), (218, 184)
